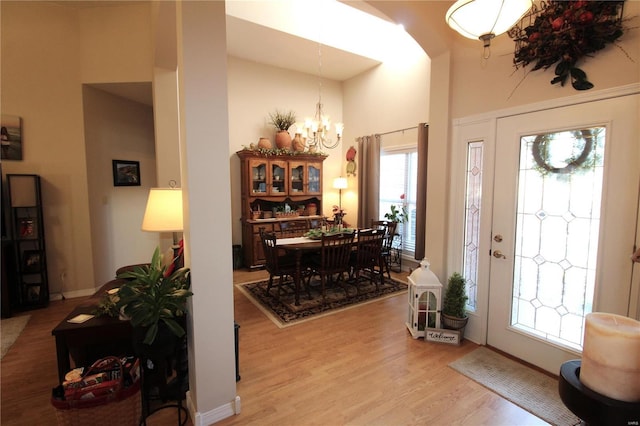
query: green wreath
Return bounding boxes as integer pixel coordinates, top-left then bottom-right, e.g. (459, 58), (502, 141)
(532, 129), (595, 175)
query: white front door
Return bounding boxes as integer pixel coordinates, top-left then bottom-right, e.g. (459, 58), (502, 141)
(487, 94), (639, 374)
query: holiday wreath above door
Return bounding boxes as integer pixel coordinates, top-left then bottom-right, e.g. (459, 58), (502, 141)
(508, 1), (627, 91)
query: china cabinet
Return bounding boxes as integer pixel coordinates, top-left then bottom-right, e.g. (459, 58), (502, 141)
(236, 150), (327, 268)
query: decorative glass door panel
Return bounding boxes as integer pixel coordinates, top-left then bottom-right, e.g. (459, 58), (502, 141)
(270, 160), (287, 195)
(249, 159), (268, 195)
(512, 127), (604, 351)
(307, 163), (322, 194)
(289, 163), (304, 194)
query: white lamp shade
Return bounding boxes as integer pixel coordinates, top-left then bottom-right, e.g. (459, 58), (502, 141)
(446, 0), (532, 40)
(141, 188), (184, 232)
(333, 177), (348, 190)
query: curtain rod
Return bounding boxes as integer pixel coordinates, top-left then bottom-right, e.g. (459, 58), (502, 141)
(376, 125), (419, 137)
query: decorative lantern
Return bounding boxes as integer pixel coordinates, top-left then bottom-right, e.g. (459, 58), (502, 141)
(406, 259), (443, 339)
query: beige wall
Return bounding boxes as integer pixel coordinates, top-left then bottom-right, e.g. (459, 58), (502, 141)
(448, 0), (640, 118)
(227, 56), (345, 241)
(342, 52), (431, 226)
(2, 1), (93, 296)
(83, 86), (157, 287)
(1, 1), (157, 297)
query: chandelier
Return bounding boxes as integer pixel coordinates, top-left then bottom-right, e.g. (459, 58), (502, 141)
(303, 41), (343, 151)
(446, 0), (532, 58)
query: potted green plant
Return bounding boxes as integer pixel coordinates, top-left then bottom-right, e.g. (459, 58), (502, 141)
(441, 272), (469, 332)
(384, 204), (408, 223)
(268, 109), (296, 149)
(115, 247), (192, 347)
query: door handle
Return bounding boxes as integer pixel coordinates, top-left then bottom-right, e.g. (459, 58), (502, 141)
(493, 250), (506, 259)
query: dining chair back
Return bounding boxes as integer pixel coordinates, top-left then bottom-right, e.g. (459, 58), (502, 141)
(260, 229), (298, 297)
(371, 220), (398, 279)
(280, 220), (309, 237)
(350, 228), (385, 293)
(313, 231), (355, 305)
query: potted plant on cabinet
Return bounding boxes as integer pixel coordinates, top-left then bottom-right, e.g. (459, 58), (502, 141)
(441, 272), (469, 334)
(115, 247), (192, 356)
(268, 109), (296, 150)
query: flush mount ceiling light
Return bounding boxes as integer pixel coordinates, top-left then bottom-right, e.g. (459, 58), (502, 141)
(446, 0), (532, 58)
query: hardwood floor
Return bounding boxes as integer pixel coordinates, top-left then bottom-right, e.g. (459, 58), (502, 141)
(1, 269), (548, 425)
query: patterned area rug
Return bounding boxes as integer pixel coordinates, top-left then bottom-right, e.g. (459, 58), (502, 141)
(236, 275), (407, 328)
(1, 315), (30, 359)
(449, 347), (581, 426)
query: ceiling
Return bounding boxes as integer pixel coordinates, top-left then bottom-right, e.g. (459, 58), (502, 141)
(75, 1), (422, 107)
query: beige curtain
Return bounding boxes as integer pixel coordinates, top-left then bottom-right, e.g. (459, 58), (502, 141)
(356, 134), (381, 228)
(415, 124), (428, 260)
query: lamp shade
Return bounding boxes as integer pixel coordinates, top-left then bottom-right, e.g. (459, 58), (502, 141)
(141, 188), (183, 232)
(333, 177), (348, 190)
(446, 0), (532, 41)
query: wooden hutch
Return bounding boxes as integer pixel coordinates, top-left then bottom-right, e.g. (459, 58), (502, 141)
(236, 149), (328, 269)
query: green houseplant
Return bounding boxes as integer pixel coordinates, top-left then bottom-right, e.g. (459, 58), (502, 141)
(268, 109), (296, 149)
(115, 247), (192, 346)
(384, 204), (408, 223)
(441, 272), (469, 332)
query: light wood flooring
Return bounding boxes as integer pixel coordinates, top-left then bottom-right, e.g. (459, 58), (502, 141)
(1, 269), (549, 425)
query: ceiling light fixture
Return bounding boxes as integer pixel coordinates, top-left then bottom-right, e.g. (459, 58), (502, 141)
(304, 40), (343, 151)
(446, 0), (532, 59)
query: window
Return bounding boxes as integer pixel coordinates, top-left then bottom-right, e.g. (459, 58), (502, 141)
(379, 148), (417, 257)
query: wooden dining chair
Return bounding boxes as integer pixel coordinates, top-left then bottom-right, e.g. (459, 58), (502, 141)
(371, 220), (398, 279)
(260, 229), (308, 299)
(279, 220), (309, 237)
(349, 228), (385, 294)
(310, 231), (355, 306)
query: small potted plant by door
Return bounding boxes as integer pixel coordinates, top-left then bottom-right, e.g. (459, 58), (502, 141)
(441, 272), (469, 336)
(268, 109), (296, 150)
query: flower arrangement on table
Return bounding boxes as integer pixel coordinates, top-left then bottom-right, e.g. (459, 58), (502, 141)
(508, 0), (626, 91)
(332, 205), (347, 226)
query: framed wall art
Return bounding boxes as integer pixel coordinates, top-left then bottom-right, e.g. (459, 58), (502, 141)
(112, 160), (141, 187)
(1, 115), (23, 161)
(22, 250), (42, 274)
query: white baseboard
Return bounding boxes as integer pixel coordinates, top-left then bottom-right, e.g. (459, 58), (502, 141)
(186, 391), (240, 426)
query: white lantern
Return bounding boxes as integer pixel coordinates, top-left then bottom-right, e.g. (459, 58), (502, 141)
(406, 259), (443, 339)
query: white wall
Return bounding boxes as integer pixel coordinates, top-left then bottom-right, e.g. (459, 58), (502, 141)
(83, 86), (158, 288)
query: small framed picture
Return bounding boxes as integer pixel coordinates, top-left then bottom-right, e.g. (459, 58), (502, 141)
(22, 250), (42, 274)
(112, 160), (141, 187)
(1, 115), (23, 161)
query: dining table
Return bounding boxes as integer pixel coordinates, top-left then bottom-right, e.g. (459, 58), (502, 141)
(276, 231), (359, 306)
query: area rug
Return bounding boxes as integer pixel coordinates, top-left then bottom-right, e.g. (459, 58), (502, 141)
(449, 347), (580, 426)
(236, 275), (407, 328)
(1, 315), (31, 359)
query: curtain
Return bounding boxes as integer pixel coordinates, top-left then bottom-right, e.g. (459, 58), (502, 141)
(356, 134), (380, 228)
(415, 124), (428, 260)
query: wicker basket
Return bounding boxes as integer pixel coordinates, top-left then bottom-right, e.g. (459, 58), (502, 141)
(441, 313), (469, 331)
(51, 357), (141, 426)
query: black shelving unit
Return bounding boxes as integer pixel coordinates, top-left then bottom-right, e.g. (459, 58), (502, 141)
(7, 174), (49, 309)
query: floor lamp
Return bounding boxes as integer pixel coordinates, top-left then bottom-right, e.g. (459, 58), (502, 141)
(333, 177), (348, 210)
(141, 187), (184, 261)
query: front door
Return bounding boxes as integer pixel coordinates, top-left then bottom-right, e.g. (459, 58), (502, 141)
(487, 94), (639, 373)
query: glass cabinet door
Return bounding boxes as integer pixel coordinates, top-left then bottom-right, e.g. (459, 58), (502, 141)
(289, 162), (305, 194)
(307, 162), (322, 194)
(249, 159), (268, 195)
(270, 160), (287, 195)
